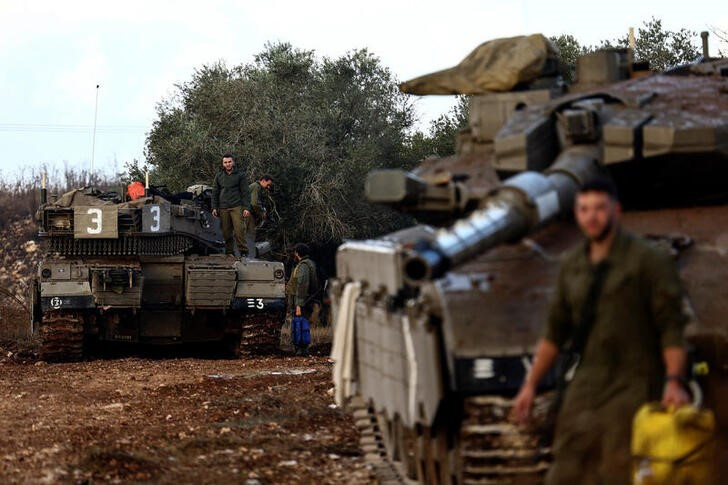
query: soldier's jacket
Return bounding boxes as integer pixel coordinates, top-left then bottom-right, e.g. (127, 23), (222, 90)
(212, 168), (250, 211)
(287, 257), (319, 308)
(248, 181), (271, 222)
(545, 229), (688, 411)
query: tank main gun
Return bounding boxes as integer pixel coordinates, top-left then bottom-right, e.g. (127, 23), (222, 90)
(402, 146), (603, 284)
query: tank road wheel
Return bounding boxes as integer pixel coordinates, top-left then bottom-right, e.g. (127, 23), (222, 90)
(416, 426), (459, 485)
(39, 311), (84, 362)
(222, 332), (242, 358)
(349, 396), (419, 484)
(375, 413), (419, 481)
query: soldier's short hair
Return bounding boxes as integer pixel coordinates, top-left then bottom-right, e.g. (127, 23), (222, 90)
(260, 174), (273, 182)
(294, 243), (311, 257)
(579, 177), (619, 201)
(222, 153), (234, 160)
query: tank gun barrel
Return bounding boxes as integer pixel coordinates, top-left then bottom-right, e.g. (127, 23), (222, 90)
(403, 146), (603, 284)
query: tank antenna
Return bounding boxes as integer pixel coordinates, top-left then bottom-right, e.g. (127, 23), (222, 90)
(628, 27), (636, 50)
(90, 83), (100, 181)
(145, 170), (149, 197)
(41, 170), (47, 205)
(701, 31), (710, 60)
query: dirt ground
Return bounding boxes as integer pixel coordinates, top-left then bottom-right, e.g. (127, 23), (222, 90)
(0, 345), (374, 484)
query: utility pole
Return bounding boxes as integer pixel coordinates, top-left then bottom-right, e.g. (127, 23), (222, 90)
(91, 84), (100, 178)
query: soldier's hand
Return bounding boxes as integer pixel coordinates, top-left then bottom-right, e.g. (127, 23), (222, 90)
(212, 209), (218, 218)
(243, 209), (250, 218)
(511, 383), (536, 425)
(295, 306), (301, 317)
(662, 380), (691, 408)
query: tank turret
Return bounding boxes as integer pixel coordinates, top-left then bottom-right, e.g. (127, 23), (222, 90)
(32, 182), (286, 361)
(331, 33), (728, 484)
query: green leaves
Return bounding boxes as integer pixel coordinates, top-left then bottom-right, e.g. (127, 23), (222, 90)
(550, 17), (701, 79)
(144, 43), (417, 250)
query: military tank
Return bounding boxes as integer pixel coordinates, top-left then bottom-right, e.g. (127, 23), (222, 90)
(31, 179), (286, 361)
(330, 33), (728, 483)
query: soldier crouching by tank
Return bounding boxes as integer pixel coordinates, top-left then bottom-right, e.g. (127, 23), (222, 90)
(287, 243), (320, 356)
(510, 178), (691, 485)
(211, 154), (251, 256)
(246, 175), (274, 258)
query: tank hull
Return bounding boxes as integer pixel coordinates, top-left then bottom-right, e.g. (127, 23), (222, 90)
(332, 43), (728, 482)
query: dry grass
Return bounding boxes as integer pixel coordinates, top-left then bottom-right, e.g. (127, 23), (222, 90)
(0, 167), (120, 228)
(279, 320), (333, 354)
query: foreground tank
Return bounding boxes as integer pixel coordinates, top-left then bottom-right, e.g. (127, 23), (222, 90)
(31, 184), (286, 361)
(331, 34), (728, 483)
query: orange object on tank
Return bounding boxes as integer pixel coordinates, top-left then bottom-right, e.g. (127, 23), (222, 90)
(127, 181), (145, 200)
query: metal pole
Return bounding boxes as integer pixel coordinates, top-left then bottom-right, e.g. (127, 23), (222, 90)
(701, 31), (710, 60)
(91, 84), (100, 178)
(40, 170), (47, 205)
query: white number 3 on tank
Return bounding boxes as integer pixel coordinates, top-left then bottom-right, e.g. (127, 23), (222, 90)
(87, 208), (102, 234)
(150, 205), (160, 232)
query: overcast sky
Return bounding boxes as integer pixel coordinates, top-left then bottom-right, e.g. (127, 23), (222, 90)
(0, 0), (726, 180)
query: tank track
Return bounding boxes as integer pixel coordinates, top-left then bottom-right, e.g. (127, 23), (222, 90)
(239, 313), (284, 356)
(45, 234), (206, 256)
(349, 396), (412, 484)
(347, 393), (554, 484)
(460, 395), (552, 484)
(39, 311), (84, 362)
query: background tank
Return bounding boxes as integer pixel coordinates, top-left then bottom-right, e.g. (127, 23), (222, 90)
(31, 182), (286, 361)
(331, 34), (728, 483)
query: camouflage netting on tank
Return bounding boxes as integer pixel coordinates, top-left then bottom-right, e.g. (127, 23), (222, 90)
(399, 34), (559, 95)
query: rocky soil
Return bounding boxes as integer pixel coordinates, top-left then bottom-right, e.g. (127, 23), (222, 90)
(0, 352), (373, 484)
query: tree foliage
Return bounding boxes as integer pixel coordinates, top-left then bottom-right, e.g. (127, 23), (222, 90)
(406, 96), (469, 162)
(549, 34), (592, 83)
(603, 17), (700, 70)
(140, 43), (417, 250)
(551, 17), (702, 79)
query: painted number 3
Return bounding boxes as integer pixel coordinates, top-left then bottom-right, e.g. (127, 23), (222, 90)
(150, 205), (160, 232)
(87, 208), (102, 234)
(246, 298), (264, 309)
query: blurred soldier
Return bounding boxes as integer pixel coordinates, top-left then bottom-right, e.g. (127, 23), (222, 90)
(246, 175), (273, 258)
(211, 154), (251, 256)
(511, 178), (690, 485)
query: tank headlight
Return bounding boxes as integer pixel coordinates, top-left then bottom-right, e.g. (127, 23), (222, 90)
(41, 268), (52, 279)
(274, 269), (284, 279)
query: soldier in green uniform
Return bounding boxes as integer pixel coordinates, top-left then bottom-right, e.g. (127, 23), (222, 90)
(246, 175), (273, 258)
(287, 243), (319, 318)
(211, 154), (251, 256)
(511, 179), (691, 484)
(287, 243), (319, 355)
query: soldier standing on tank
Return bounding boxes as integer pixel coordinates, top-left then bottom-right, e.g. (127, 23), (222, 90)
(246, 175), (273, 258)
(211, 154), (251, 256)
(511, 178), (691, 485)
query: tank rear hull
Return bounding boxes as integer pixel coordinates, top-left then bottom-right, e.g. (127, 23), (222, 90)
(36, 254), (286, 359)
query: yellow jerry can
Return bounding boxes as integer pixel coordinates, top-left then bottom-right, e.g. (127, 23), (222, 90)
(631, 403), (715, 484)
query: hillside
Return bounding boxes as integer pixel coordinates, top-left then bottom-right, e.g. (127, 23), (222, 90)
(0, 216), (39, 340)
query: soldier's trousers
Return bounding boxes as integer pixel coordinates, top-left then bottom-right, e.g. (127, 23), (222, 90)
(219, 206), (247, 256)
(546, 390), (638, 485)
(245, 216), (258, 258)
